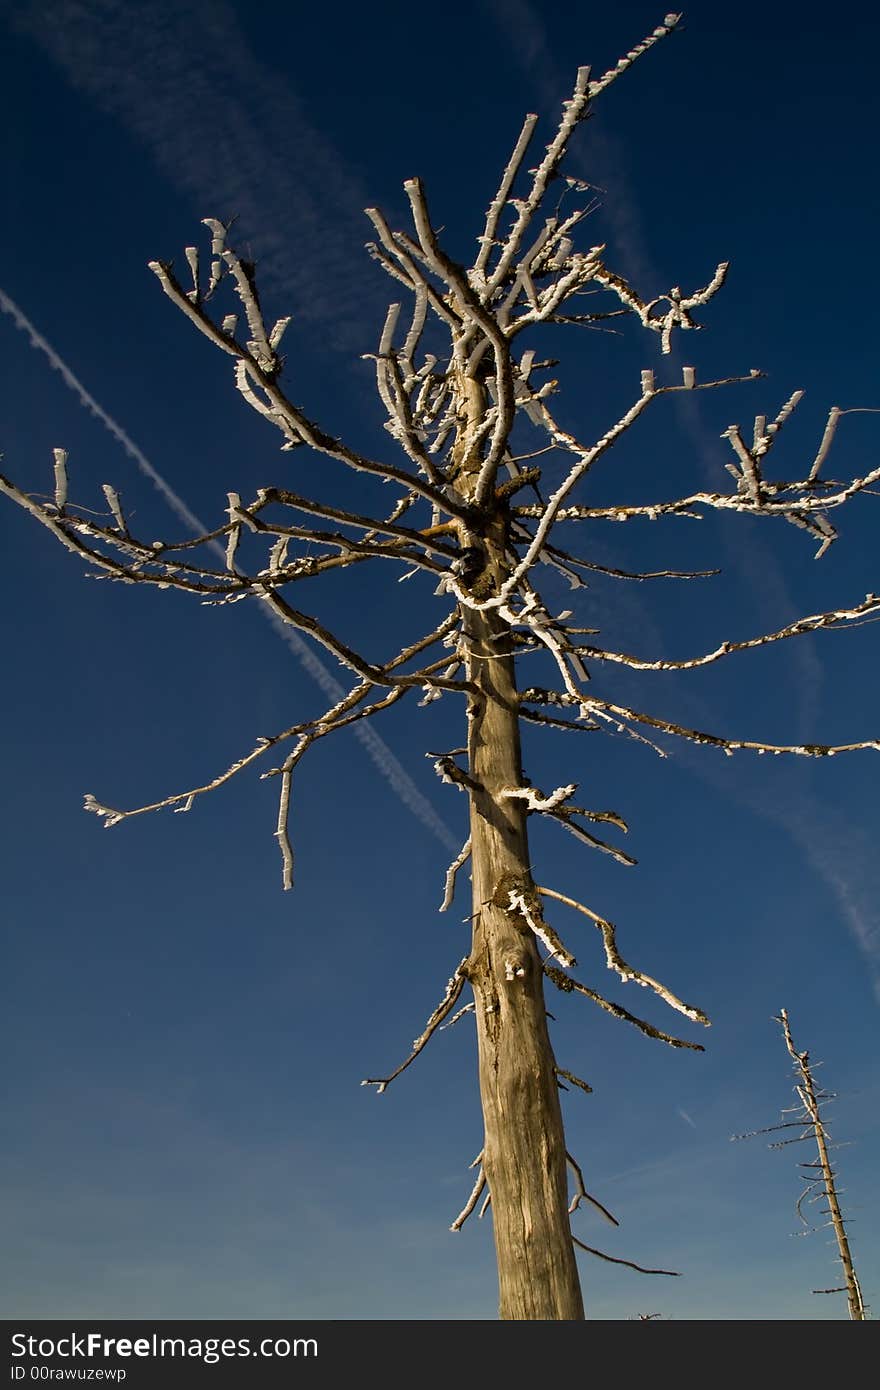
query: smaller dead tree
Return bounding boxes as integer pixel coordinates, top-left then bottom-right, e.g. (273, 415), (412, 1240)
(734, 1009), (867, 1321)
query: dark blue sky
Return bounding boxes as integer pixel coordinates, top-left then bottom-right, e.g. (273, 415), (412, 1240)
(1, 0), (878, 1320)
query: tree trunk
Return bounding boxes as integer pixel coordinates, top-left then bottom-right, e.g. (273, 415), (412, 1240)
(463, 530), (584, 1320)
(807, 1084), (865, 1321)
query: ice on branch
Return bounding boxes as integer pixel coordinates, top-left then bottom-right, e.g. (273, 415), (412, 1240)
(503, 881), (577, 969)
(440, 837), (472, 912)
(431, 754), (476, 792)
(538, 887), (709, 1025)
(502, 782), (578, 812)
(52, 448), (68, 511)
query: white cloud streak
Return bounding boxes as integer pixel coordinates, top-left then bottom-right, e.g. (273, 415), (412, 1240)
(10, 0), (382, 348)
(0, 286), (459, 854)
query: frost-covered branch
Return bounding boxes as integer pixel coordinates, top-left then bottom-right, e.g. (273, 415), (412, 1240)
(362, 957), (470, 1094)
(545, 965), (705, 1051)
(149, 244), (467, 519)
(506, 884), (577, 969)
(573, 594), (880, 673)
(513, 405), (880, 559)
(440, 837), (472, 912)
(536, 886), (709, 1026)
(83, 613), (459, 840)
(521, 689), (880, 759)
(543, 805), (637, 868)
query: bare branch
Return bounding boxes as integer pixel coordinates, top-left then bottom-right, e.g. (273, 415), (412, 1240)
(572, 1235), (681, 1277)
(556, 1067), (593, 1096)
(522, 689), (880, 760)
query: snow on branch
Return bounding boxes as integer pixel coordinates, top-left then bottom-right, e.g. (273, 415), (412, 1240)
(149, 243), (465, 519)
(544, 805), (637, 867)
(512, 398), (880, 559)
(519, 707), (601, 734)
(591, 258), (729, 354)
(507, 885), (577, 969)
(501, 781), (633, 863)
(102, 483), (127, 535)
(51, 447), (68, 511)
(545, 965), (705, 1051)
(537, 886), (710, 1026)
(473, 113), (539, 279)
(588, 13), (682, 99)
(529, 529), (721, 584)
(439, 837), (472, 911)
(473, 15), (680, 305)
(572, 593), (880, 673)
(438, 1002), (475, 1032)
(521, 689), (880, 760)
(501, 782), (578, 813)
(362, 957), (470, 1094)
(432, 754), (478, 793)
(79, 612), (460, 860)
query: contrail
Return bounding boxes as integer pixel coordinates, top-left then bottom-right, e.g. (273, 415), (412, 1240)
(0, 286), (460, 854)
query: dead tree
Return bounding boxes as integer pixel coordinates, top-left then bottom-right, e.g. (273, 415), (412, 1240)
(735, 1010), (867, 1320)
(1, 13), (878, 1318)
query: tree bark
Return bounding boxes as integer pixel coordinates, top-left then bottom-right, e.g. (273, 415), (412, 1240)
(463, 528), (584, 1320)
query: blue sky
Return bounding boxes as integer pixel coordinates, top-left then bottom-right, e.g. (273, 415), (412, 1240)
(1, 0), (878, 1320)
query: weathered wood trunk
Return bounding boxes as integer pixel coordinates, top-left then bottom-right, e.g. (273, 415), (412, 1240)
(808, 1089), (865, 1321)
(462, 527), (584, 1320)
